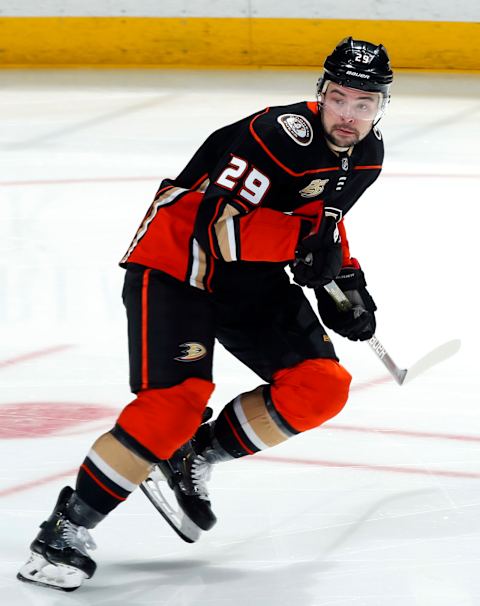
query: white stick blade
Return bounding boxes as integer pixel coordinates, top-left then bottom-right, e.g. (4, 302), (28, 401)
(402, 339), (461, 385)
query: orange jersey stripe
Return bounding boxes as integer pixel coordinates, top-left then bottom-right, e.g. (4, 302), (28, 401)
(205, 256), (215, 292)
(354, 165), (382, 170)
(249, 109), (339, 178)
(191, 172), (209, 190)
(207, 197), (224, 259)
(232, 197), (250, 213)
(141, 269), (151, 390)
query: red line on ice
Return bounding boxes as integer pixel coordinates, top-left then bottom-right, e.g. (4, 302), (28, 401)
(338, 374), (480, 443)
(0, 171), (478, 188)
(0, 345), (73, 370)
(2, 453), (478, 500)
(350, 375), (393, 391)
(0, 468), (78, 498)
(325, 423), (480, 443)
(383, 172), (480, 180)
(2, 371), (479, 499)
(251, 455), (480, 480)
(0, 176), (159, 187)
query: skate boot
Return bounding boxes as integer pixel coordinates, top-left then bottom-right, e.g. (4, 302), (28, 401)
(141, 435), (217, 543)
(162, 438), (217, 530)
(141, 408), (232, 542)
(17, 486), (97, 592)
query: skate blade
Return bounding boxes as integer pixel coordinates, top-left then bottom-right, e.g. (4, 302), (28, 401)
(17, 551), (87, 592)
(141, 467), (202, 544)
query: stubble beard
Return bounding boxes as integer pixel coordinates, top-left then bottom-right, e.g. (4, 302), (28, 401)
(324, 125), (361, 148)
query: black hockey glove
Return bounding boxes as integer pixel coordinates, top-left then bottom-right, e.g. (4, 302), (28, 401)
(291, 216), (343, 288)
(315, 261), (377, 341)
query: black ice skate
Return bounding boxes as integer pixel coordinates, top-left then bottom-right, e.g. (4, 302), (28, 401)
(141, 438), (217, 543)
(17, 486), (97, 592)
(141, 407), (220, 543)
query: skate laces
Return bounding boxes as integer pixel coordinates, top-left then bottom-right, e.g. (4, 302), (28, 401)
(190, 454), (212, 501)
(61, 519), (97, 556)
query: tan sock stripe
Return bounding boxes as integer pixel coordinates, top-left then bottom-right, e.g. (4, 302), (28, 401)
(234, 387), (290, 449)
(91, 432), (152, 486)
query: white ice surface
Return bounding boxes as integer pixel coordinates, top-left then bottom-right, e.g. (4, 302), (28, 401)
(0, 68), (479, 605)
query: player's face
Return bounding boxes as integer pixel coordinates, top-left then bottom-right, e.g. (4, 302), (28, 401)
(321, 83), (380, 147)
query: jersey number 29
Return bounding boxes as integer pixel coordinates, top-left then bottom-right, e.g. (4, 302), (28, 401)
(216, 155), (270, 205)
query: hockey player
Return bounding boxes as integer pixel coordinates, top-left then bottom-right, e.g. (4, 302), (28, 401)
(18, 37), (393, 590)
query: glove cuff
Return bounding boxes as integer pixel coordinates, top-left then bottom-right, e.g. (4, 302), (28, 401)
(335, 266), (366, 292)
(343, 257), (361, 270)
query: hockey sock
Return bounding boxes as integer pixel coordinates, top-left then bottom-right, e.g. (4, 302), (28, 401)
(73, 431), (153, 521)
(207, 359), (350, 460)
(211, 385), (298, 459)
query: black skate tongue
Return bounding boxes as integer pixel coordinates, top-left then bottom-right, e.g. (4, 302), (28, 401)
(201, 407), (213, 424)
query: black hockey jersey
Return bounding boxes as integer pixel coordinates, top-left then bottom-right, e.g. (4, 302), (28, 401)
(121, 101), (383, 292)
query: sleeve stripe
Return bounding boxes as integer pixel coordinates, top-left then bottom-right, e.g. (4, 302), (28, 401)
(225, 216), (237, 261)
(207, 197), (225, 259)
(354, 165), (382, 170)
(249, 109), (339, 178)
(190, 172), (209, 190)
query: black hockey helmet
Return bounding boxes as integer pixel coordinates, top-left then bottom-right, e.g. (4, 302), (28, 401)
(318, 37), (393, 95)
(317, 37), (393, 121)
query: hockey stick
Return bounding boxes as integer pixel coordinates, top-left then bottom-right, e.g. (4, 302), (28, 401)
(323, 280), (460, 385)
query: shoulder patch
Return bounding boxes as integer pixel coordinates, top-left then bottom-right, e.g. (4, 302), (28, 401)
(277, 114), (313, 146)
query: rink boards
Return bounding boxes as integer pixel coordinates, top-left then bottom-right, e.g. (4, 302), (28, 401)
(0, 0), (479, 69)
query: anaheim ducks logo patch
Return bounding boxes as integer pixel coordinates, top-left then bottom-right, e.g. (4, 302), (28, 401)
(175, 342), (207, 362)
(299, 178), (329, 198)
(277, 114), (313, 146)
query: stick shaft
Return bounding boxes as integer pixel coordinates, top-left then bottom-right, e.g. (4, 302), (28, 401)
(367, 336), (407, 384)
(323, 280), (407, 384)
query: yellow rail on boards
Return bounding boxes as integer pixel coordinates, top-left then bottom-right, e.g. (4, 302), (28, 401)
(0, 17), (478, 69)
